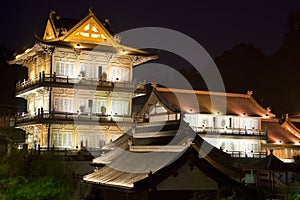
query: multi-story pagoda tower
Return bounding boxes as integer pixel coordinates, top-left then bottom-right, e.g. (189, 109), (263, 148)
(11, 9), (157, 151)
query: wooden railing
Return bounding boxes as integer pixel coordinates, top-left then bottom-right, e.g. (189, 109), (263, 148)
(226, 150), (267, 158)
(196, 126), (267, 136)
(16, 72), (145, 92)
(16, 111), (133, 125)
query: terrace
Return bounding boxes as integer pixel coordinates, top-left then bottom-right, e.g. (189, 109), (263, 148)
(16, 71), (146, 95)
(16, 110), (133, 126)
(196, 126), (268, 139)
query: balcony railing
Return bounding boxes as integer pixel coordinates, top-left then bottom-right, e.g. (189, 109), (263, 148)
(16, 111), (133, 125)
(226, 150), (267, 158)
(195, 126), (267, 137)
(16, 72), (145, 93)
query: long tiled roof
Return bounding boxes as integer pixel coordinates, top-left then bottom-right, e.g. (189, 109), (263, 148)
(134, 85), (274, 117)
(85, 120), (243, 189)
(261, 120), (300, 144)
(242, 151), (297, 172)
(84, 146), (245, 191)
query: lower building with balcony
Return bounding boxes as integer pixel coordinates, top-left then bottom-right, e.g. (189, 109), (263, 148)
(133, 84), (275, 159)
(260, 114), (300, 162)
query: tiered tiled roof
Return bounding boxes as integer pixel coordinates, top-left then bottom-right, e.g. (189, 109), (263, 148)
(243, 150), (297, 172)
(134, 85), (275, 117)
(260, 114), (300, 145)
(262, 119), (300, 144)
(84, 120), (244, 190)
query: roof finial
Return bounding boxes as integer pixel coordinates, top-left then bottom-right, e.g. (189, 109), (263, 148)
(89, 7), (94, 14)
(105, 18), (111, 25)
(247, 90), (253, 96)
(49, 10), (56, 18)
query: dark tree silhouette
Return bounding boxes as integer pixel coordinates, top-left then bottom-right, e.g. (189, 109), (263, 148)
(0, 46), (27, 112)
(214, 7), (300, 116)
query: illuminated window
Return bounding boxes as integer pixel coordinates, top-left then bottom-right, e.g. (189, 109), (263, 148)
(184, 114), (198, 127)
(9, 118), (15, 127)
(224, 140), (239, 151)
(112, 100), (128, 115)
(240, 141), (258, 152)
(111, 67), (129, 81)
(92, 99), (106, 114)
(54, 98), (73, 112)
(80, 65), (102, 79)
(55, 62), (75, 77)
(79, 133), (105, 148)
(53, 132), (72, 147)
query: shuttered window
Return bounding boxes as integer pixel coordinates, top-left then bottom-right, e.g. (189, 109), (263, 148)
(55, 62), (75, 77)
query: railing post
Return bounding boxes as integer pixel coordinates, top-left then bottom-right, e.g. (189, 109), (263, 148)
(53, 72), (56, 82)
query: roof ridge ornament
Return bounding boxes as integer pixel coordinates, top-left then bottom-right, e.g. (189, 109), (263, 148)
(88, 7), (94, 14)
(49, 10), (56, 18)
(266, 107), (271, 114)
(247, 90), (253, 96)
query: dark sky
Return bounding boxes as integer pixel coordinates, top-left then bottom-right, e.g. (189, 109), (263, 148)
(1, 0), (300, 115)
(1, 0), (300, 57)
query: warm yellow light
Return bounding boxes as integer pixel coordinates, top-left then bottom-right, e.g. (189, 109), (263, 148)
(91, 33), (100, 38)
(84, 24), (90, 31)
(285, 126), (294, 134)
(25, 48), (32, 53)
(275, 140), (282, 144)
(120, 50), (127, 55)
(15, 47), (33, 60)
(92, 26), (98, 32)
(281, 158), (294, 163)
(80, 32), (89, 37)
(262, 114), (269, 118)
(100, 34), (106, 39)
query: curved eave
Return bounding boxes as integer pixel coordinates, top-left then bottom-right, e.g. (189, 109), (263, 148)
(153, 86), (274, 117)
(282, 120), (300, 139)
(10, 45), (41, 64)
(83, 179), (134, 190)
(119, 44), (158, 56)
(153, 89), (180, 113)
(36, 37), (121, 54)
(248, 96), (275, 118)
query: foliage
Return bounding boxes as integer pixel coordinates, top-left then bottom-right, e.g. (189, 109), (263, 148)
(0, 150), (80, 200)
(217, 186), (240, 200)
(286, 181), (300, 200)
(0, 128), (25, 141)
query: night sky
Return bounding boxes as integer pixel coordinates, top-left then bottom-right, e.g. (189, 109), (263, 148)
(1, 0), (300, 115)
(1, 0), (299, 56)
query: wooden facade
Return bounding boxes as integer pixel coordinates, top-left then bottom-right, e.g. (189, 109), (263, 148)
(11, 10), (157, 150)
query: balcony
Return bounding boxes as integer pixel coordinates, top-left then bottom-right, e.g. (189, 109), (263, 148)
(16, 72), (146, 95)
(196, 126), (267, 139)
(16, 111), (134, 126)
(226, 150), (267, 158)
